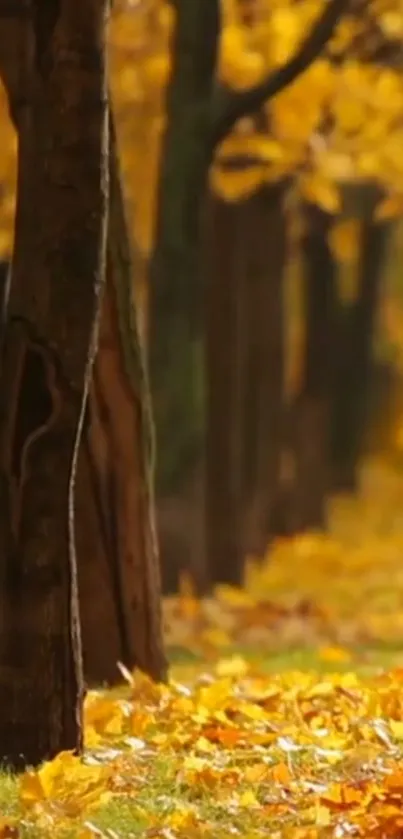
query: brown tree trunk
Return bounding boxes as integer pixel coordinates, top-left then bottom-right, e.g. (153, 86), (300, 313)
(0, 20), (166, 687)
(205, 194), (246, 587)
(330, 219), (391, 492)
(148, 1), (219, 593)
(205, 183), (287, 585)
(241, 184), (287, 557)
(291, 205), (337, 532)
(76, 122), (167, 685)
(0, 0), (108, 768)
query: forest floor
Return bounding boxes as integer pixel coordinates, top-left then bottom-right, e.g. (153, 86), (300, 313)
(3, 457), (403, 838)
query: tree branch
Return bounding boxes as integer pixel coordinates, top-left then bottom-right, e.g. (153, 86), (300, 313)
(210, 0), (350, 150)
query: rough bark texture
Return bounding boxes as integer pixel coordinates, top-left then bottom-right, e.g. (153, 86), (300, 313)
(0, 16), (166, 686)
(76, 125), (167, 684)
(0, 0), (108, 767)
(330, 220), (390, 492)
(291, 205), (337, 532)
(148, 1), (219, 591)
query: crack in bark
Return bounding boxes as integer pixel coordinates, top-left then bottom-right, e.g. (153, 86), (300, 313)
(0, 321), (62, 561)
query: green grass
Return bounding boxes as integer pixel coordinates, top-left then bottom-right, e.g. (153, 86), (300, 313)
(168, 641), (403, 680)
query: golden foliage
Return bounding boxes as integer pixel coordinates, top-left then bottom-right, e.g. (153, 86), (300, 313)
(14, 659), (403, 837)
(107, 0), (403, 242)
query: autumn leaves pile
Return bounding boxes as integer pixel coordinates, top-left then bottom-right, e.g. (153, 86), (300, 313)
(13, 663), (403, 838)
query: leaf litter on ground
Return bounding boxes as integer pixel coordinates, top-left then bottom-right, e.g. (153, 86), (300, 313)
(4, 458), (403, 838)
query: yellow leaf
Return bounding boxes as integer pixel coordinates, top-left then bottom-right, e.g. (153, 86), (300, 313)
(272, 761), (292, 784)
(270, 8), (302, 66)
(375, 193), (403, 222)
(198, 678), (232, 710)
(210, 165), (267, 202)
(239, 701), (268, 721)
(219, 26), (265, 89)
(315, 804), (332, 826)
(19, 771), (45, 806)
(216, 655), (249, 678)
(182, 755), (209, 773)
(390, 719), (403, 740)
(300, 173), (340, 214)
(131, 710), (154, 737)
(238, 789), (260, 808)
(84, 696), (124, 736)
(244, 763), (270, 783)
(167, 806), (199, 828)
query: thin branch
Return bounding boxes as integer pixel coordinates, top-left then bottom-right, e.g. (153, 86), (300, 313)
(210, 0), (350, 150)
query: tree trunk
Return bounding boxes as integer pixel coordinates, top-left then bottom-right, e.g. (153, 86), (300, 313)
(241, 184), (287, 557)
(148, 1), (219, 592)
(291, 205), (337, 532)
(205, 194), (246, 587)
(205, 184), (287, 585)
(76, 122), (167, 685)
(330, 219), (390, 492)
(0, 17), (166, 686)
(0, 0), (108, 768)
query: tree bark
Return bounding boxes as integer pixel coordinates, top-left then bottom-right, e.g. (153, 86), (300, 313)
(330, 219), (391, 492)
(0, 0), (108, 768)
(291, 204), (337, 532)
(0, 17), (166, 686)
(76, 123), (167, 684)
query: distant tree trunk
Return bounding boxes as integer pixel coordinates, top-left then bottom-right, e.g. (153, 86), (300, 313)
(0, 0), (108, 768)
(205, 183), (287, 585)
(291, 205), (337, 531)
(205, 194), (246, 587)
(76, 121), (167, 685)
(148, 1), (219, 591)
(241, 184), (287, 557)
(330, 219), (391, 492)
